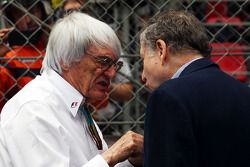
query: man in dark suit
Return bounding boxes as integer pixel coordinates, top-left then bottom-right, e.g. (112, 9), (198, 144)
(140, 10), (250, 167)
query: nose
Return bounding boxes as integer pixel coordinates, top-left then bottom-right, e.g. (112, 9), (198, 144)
(141, 71), (147, 84)
(25, 14), (39, 29)
(24, 15), (32, 24)
(104, 66), (116, 79)
(18, 15), (32, 30)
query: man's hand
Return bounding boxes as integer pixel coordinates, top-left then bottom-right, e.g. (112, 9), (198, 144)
(0, 28), (13, 42)
(102, 131), (144, 167)
(0, 28), (14, 57)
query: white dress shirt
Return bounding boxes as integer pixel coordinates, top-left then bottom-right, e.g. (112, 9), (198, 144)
(171, 57), (202, 79)
(0, 69), (133, 167)
(0, 127), (12, 167)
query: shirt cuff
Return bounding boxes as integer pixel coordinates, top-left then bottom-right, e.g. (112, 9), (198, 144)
(82, 154), (109, 167)
(114, 160), (134, 167)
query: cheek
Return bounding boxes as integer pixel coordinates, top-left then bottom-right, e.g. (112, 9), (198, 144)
(89, 69), (103, 86)
(16, 21), (26, 30)
(143, 60), (155, 77)
(86, 71), (106, 94)
(144, 61), (162, 85)
(84, 64), (100, 82)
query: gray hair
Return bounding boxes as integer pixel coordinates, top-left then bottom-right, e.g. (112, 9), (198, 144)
(42, 12), (121, 73)
(140, 10), (211, 57)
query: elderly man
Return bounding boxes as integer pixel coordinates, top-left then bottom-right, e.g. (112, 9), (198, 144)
(140, 10), (250, 167)
(1, 12), (143, 167)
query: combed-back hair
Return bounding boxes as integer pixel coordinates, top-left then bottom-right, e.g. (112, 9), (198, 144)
(42, 12), (121, 73)
(140, 10), (211, 57)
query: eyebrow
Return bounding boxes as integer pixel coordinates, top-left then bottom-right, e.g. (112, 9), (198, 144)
(94, 55), (118, 61)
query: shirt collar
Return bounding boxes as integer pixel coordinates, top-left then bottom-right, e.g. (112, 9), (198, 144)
(171, 57), (202, 79)
(43, 69), (86, 117)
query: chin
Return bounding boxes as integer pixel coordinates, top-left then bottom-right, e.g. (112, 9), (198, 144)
(89, 91), (108, 101)
(146, 84), (156, 92)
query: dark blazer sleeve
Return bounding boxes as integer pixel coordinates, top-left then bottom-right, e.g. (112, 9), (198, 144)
(144, 87), (197, 167)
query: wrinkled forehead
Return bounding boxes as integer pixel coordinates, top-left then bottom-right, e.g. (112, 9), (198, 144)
(86, 44), (118, 59)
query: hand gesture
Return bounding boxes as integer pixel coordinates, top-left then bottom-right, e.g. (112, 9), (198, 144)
(102, 131), (144, 167)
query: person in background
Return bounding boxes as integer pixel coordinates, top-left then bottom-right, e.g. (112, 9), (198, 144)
(0, 28), (13, 57)
(0, 0), (53, 108)
(0, 28), (16, 112)
(1, 12), (143, 167)
(63, 0), (84, 13)
(53, 0), (88, 20)
(0, 65), (16, 112)
(140, 10), (250, 167)
(0, 0), (52, 91)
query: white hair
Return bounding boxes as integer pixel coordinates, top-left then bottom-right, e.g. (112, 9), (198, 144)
(41, 12), (121, 73)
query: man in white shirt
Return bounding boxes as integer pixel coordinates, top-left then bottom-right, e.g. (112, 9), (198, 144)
(0, 127), (12, 167)
(1, 12), (143, 167)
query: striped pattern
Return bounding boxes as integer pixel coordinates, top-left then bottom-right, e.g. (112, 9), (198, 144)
(79, 104), (103, 150)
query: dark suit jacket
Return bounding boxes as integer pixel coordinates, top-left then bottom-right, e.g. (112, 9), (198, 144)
(144, 58), (250, 167)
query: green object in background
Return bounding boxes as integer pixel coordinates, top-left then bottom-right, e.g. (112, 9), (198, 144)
(51, 0), (63, 9)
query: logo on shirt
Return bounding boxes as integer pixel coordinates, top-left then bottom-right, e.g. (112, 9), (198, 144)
(71, 102), (78, 108)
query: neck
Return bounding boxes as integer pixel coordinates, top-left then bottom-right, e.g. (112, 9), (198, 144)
(167, 53), (203, 79)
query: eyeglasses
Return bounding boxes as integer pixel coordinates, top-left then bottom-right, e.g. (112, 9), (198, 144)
(87, 53), (123, 72)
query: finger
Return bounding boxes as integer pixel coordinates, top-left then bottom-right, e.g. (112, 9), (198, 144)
(0, 28), (14, 32)
(0, 28), (14, 36)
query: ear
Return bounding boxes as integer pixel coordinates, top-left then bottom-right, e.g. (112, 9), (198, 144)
(156, 39), (168, 65)
(61, 62), (69, 71)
